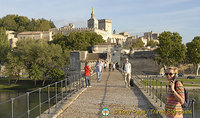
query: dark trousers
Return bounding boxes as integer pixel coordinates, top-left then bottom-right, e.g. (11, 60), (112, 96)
(85, 76), (91, 87)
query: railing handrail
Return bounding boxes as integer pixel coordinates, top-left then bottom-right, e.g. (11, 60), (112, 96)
(0, 73), (85, 118)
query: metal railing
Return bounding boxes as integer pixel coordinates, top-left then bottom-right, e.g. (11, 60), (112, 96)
(133, 72), (197, 118)
(0, 73), (84, 118)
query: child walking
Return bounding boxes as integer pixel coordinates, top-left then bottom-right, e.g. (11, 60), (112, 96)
(84, 62), (92, 87)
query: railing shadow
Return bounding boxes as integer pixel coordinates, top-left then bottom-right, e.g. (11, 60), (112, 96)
(98, 72), (110, 118)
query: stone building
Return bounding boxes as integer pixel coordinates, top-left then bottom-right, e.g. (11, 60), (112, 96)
(144, 31), (159, 43)
(125, 36), (136, 47)
(17, 31), (53, 41)
(49, 8), (127, 47)
(6, 31), (18, 48)
(70, 43), (121, 73)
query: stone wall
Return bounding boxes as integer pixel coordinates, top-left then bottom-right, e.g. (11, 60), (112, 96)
(123, 50), (198, 75)
(121, 50), (162, 75)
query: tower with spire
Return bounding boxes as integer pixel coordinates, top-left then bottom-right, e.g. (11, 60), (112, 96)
(88, 8), (98, 29)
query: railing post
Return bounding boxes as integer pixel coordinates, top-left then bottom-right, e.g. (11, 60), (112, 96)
(39, 88), (41, 117)
(152, 78), (154, 99)
(147, 77), (148, 93)
(61, 80), (63, 102)
(55, 82), (58, 108)
(166, 85), (168, 104)
(70, 77), (72, 97)
(27, 92), (30, 118)
(149, 77), (151, 96)
(145, 77), (146, 91)
(79, 74), (81, 89)
(48, 85), (50, 113)
(76, 75), (78, 91)
(156, 80), (158, 103)
(65, 78), (68, 99)
(73, 75), (75, 93)
(160, 82), (162, 107)
(192, 99), (195, 118)
(11, 98), (14, 118)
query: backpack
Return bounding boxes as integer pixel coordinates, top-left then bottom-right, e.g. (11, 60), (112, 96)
(174, 81), (191, 108)
(122, 63), (125, 71)
(130, 78), (134, 87)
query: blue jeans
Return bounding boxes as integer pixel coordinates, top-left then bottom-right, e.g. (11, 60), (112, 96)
(96, 71), (102, 81)
(85, 76), (90, 87)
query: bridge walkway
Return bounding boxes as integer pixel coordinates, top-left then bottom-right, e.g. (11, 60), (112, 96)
(57, 70), (160, 118)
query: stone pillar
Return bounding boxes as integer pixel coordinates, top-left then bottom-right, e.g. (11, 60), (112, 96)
(70, 52), (81, 75)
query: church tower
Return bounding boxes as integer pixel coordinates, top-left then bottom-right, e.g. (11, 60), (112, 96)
(88, 8), (98, 29)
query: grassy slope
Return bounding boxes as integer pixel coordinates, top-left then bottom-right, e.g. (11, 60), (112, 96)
(140, 78), (200, 87)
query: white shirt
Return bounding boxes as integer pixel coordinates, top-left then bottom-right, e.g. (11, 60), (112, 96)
(123, 62), (131, 74)
(96, 62), (103, 72)
(113, 64), (115, 68)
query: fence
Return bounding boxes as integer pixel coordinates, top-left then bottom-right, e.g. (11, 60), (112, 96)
(0, 73), (84, 118)
(133, 72), (200, 118)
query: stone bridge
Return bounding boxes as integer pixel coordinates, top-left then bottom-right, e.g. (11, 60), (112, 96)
(40, 70), (164, 118)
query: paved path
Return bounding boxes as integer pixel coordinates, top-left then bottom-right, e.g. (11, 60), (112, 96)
(57, 70), (160, 118)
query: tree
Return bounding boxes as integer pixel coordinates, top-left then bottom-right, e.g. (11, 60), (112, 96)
(155, 31), (186, 68)
(186, 36), (200, 75)
(0, 28), (10, 66)
(51, 31), (105, 52)
(48, 67), (65, 81)
(50, 20), (56, 28)
(132, 39), (144, 48)
(146, 40), (158, 48)
(1, 15), (18, 31)
(15, 15), (30, 33)
(28, 64), (43, 86)
(12, 38), (66, 86)
(0, 15), (56, 32)
(35, 19), (51, 31)
(5, 52), (24, 84)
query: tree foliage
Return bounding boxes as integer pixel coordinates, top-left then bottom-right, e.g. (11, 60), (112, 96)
(6, 39), (67, 86)
(155, 31), (186, 68)
(146, 40), (158, 48)
(0, 15), (56, 33)
(51, 31), (105, 52)
(186, 36), (200, 75)
(0, 27), (10, 65)
(132, 39), (144, 48)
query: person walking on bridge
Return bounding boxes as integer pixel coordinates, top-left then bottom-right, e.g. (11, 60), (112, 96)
(112, 63), (115, 71)
(104, 62), (107, 72)
(95, 58), (104, 81)
(165, 67), (185, 118)
(84, 62), (92, 87)
(122, 58), (131, 87)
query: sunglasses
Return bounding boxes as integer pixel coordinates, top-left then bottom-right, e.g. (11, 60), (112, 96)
(165, 73), (175, 76)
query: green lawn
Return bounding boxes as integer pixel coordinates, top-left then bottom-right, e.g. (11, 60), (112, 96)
(156, 78), (200, 84)
(140, 78), (200, 87)
(0, 78), (57, 91)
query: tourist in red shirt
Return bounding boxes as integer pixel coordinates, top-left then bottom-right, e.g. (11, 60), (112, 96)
(84, 62), (92, 87)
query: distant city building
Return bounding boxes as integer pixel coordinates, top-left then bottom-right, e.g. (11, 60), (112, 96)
(138, 36), (148, 46)
(6, 31), (18, 48)
(17, 31), (53, 41)
(125, 36), (136, 47)
(49, 8), (127, 47)
(144, 31), (159, 42)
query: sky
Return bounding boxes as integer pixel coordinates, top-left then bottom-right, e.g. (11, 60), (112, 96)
(0, 0), (200, 44)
